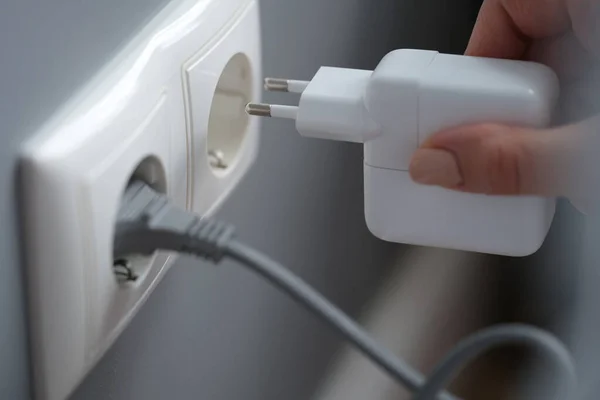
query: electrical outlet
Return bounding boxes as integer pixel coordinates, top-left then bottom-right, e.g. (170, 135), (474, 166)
(20, 1), (261, 399)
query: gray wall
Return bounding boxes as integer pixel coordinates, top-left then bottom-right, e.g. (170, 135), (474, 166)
(0, 0), (479, 399)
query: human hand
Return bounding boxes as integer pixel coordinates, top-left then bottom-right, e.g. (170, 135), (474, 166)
(409, 0), (600, 208)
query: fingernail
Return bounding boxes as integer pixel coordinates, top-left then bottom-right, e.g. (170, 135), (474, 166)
(410, 149), (463, 187)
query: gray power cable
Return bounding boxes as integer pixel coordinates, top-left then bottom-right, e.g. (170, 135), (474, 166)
(224, 241), (576, 400)
(224, 240), (455, 400)
(114, 181), (577, 400)
(412, 325), (576, 400)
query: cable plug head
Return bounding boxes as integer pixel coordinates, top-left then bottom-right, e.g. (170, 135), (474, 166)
(246, 70), (381, 143)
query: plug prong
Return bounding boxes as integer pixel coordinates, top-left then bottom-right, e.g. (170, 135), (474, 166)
(245, 103), (298, 120)
(245, 103), (271, 117)
(264, 78), (288, 92)
(264, 78), (309, 93)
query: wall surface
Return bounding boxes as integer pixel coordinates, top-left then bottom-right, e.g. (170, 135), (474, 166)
(0, 0), (479, 399)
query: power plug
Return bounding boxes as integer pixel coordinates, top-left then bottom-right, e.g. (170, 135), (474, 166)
(247, 49), (560, 256)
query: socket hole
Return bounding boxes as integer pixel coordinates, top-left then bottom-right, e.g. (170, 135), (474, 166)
(114, 156), (167, 285)
(207, 52), (252, 173)
(128, 155), (167, 194)
(113, 258), (139, 283)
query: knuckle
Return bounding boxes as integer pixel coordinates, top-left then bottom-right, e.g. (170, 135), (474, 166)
(469, 123), (506, 138)
(482, 135), (527, 194)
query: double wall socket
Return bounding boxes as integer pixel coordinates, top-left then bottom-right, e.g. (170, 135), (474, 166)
(20, 0), (261, 399)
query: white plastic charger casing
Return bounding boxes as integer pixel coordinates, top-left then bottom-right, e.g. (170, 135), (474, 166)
(363, 50), (559, 256)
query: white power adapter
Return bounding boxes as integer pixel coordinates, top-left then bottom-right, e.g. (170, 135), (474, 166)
(247, 49), (560, 256)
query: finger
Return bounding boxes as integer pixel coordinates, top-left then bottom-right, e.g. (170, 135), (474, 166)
(466, 0), (570, 59)
(466, 0), (529, 59)
(526, 34), (600, 124)
(409, 122), (588, 198)
(525, 32), (595, 83)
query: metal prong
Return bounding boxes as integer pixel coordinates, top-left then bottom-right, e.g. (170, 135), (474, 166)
(113, 258), (138, 283)
(246, 103), (299, 120)
(264, 78), (289, 92)
(208, 149), (228, 170)
(264, 78), (310, 93)
(245, 103), (272, 117)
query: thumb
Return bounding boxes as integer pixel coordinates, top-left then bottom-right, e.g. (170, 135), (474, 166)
(409, 122), (588, 198)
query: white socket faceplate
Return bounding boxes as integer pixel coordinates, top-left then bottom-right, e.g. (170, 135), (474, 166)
(20, 1), (261, 399)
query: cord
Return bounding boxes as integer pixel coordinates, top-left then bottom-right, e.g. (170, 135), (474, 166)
(412, 325), (576, 400)
(225, 240), (454, 399)
(114, 181), (577, 399)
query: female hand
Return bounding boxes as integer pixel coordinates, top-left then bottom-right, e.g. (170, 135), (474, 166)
(409, 0), (600, 208)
